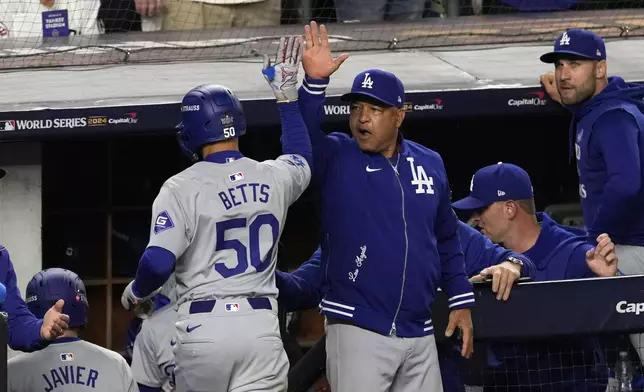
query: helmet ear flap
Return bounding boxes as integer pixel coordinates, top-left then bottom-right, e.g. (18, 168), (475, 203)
(177, 132), (199, 163)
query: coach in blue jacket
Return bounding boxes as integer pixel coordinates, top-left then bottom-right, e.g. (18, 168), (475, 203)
(0, 169), (69, 352)
(298, 21), (475, 391)
(540, 28), (644, 366)
(452, 162), (618, 391)
(277, 221), (536, 391)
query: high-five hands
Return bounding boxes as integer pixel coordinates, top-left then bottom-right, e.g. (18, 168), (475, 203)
(262, 36), (303, 103)
(302, 21), (349, 79)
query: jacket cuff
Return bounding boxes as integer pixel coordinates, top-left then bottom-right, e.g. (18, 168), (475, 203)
(447, 292), (476, 310)
(302, 76), (329, 95)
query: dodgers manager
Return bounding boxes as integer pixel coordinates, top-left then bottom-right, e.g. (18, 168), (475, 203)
(297, 22), (475, 391)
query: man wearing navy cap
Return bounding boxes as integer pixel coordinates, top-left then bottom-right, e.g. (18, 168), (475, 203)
(452, 162), (617, 390)
(291, 21), (474, 391)
(0, 168), (71, 352)
(539, 28), (644, 365)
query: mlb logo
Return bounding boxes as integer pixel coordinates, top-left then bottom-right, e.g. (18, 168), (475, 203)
(0, 120), (15, 131)
(60, 353), (74, 361)
(228, 172), (244, 182)
(225, 303), (240, 312)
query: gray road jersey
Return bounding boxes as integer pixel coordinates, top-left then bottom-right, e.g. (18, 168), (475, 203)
(146, 153), (311, 304)
(7, 338), (137, 392)
(131, 305), (177, 391)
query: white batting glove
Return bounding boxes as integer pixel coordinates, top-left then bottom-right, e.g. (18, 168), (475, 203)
(121, 280), (161, 319)
(262, 35), (303, 103)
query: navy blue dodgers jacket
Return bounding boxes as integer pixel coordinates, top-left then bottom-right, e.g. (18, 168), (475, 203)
(0, 246), (48, 351)
(299, 77), (475, 338)
(472, 213), (609, 391)
(276, 221), (535, 392)
(276, 221), (534, 312)
(572, 76), (644, 245)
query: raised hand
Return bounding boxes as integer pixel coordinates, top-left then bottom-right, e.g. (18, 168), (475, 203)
(586, 233), (618, 277)
(302, 21), (349, 79)
(540, 72), (561, 104)
(262, 35), (303, 103)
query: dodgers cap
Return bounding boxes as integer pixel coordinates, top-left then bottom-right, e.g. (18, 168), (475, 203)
(452, 162), (534, 210)
(540, 28), (606, 64)
(341, 69), (405, 108)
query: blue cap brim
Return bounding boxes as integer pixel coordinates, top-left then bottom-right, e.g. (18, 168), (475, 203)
(452, 196), (489, 210)
(340, 92), (398, 108)
(540, 50), (597, 64)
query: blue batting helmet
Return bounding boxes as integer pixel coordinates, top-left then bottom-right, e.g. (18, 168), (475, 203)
(25, 268), (88, 328)
(177, 84), (247, 162)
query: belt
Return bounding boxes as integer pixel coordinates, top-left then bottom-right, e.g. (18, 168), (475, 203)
(188, 298), (272, 314)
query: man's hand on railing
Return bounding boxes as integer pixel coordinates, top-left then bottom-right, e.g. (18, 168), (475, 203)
(469, 261), (521, 301)
(135, 0), (162, 17)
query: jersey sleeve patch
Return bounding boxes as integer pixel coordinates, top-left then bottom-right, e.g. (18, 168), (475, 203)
(284, 154), (306, 168)
(154, 211), (175, 235)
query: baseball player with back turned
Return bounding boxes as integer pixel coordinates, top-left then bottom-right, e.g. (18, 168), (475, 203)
(298, 21), (474, 391)
(8, 268), (138, 392)
(121, 35), (312, 392)
(131, 275), (178, 392)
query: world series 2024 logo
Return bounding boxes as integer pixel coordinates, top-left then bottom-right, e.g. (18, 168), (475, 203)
(88, 113), (139, 126)
(0, 113), (139, 131)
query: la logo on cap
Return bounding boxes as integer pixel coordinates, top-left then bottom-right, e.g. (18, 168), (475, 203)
(361, 73), (374, 89)
(560, 32), (570, 46)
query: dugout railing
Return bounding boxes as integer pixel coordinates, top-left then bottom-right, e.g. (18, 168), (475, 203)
(287, 275), (644, 391)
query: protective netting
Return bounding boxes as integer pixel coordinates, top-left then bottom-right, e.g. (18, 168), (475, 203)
(0, 1), (643, 69)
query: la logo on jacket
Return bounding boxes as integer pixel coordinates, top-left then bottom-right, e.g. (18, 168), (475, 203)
(407, 157), (434, 194)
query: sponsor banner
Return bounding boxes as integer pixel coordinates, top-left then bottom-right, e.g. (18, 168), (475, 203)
(432, 275), (644, 343)
(0, 84), (620, 140)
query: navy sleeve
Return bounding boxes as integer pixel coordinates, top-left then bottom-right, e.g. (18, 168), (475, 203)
(435, 170), (475, 310)
(137, 383), (162, 392)
(590, 111), (642, 233)
(276, 247), (324, 312)
(1, 249), (47, 352)
(458, 222), (536, 280)
(564, 243), (596, 279)
(132, 246), (176, 298)
(278, 101), (313, 168)
(298, 76), (343, 180)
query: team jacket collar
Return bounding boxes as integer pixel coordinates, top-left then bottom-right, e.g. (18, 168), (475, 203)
(204, 150), (244, 164)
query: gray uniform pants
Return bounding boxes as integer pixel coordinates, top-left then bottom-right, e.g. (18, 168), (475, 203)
(615, 245), (644, 367)
(173, 298), (289, 392)
(326, 321), (443, 392)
